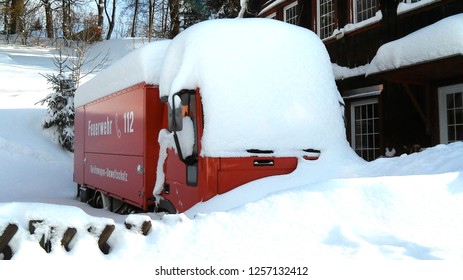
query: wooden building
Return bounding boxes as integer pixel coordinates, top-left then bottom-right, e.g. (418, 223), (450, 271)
(245, 0), (463, 160)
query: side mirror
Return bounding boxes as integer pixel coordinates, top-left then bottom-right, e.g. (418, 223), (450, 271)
(168, 95), (183, 132)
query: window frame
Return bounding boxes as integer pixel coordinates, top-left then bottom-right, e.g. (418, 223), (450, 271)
(350, 97), (380, 161)
(353, 0), (378, 23)
(317, 0), (336, 39)
(283, 1), (298, 25)
(438, 83), (463, 144)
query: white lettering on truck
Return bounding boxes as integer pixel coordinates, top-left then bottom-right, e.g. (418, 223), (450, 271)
(88, 117), (113, 136)
(88, 112), (134, 138)
(123, 111), (135, 133)
(90, 164), (128, 182)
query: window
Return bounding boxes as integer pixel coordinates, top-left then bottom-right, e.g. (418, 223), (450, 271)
(284, 1), (298, 25)
(354, 0), (377, 23)
(351, 98), (380, 161)
(317, 0), (336, 39)
(267, 12), (276, 19)
(439, 84), (463, 143)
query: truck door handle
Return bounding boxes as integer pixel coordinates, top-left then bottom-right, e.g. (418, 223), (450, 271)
(253, 159), (274, 167)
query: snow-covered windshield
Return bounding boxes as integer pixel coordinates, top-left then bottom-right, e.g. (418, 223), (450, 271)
(160, 18), (349, 157)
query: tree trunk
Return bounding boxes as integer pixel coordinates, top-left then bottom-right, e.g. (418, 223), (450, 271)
(104, 0), (116, 40)
(43, 0), (53, 38)
(96, 0), (104, 28)
(130, 0), (139, 37)
(10, 0), (24, 34)
(148, 0), (154, 41)
(169, 0), (179, 38)
(61, 0), (70, 40)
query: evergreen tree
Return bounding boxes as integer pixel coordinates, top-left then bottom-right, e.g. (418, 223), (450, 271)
(205, 0), (240, 19)
(181, 0), (207, 29)
(38, 48), (76, 152)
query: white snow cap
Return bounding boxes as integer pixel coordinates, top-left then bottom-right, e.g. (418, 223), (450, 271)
(74, 40), (171, 107)
(160, 18), (348, 157)
(367, 13), (463, 75)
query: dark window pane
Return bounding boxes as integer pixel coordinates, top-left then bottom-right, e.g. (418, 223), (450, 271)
(456, 109), (462, 124)
(448, 125), (455, 142)
(447, 94), (455, 108)
(456, 125), (463, 141)
(455, 92), (463, 108)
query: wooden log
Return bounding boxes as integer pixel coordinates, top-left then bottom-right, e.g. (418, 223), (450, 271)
(61, 227), (77, 252)
(28, 220), (52, 253)
(124, 220), (152, 236)
(98, 224), (115, 255)
(0, 224), (18, 260)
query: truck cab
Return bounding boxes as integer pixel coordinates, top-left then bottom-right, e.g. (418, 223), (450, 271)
(158, 89), (317, 213)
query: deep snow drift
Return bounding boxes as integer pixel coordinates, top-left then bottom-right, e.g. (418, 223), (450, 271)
(0, 20), (463, 279)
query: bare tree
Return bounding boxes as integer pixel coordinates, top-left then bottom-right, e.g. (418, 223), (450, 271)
(57, 0), (85, 42)
(1, 0), (13, 42)
(103, 0), (115, 39)
(147, 0), (154, 40)
(61, 0), (71, 39)
(17, 0), (41, 44)
(168, 0), (178, 38)
(95, 0), (102, 28)
(8, 0), (24, 35)
(38, 0), (53, 38)
(130, 0), (138, 37)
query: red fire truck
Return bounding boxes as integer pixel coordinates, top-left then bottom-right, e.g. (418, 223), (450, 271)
(74, 19), (344, 214)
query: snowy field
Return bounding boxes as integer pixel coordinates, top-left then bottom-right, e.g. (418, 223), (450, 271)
(1, 32), (463, 278)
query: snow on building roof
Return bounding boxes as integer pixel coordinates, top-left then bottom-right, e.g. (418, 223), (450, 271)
(74, 40), (171, 107)
(159, 18), (348, 157)
(366, 13), (463, 76)
(397, 0), (441, 15)
(332, 63), (369, 80)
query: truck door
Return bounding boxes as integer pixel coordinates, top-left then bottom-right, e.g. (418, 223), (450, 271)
(163, 90), (200, 212)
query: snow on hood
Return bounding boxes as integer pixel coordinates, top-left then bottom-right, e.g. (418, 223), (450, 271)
(74, 40), (171, 107)
(159, 18), (349, 157)
(367, 13), (463, 75)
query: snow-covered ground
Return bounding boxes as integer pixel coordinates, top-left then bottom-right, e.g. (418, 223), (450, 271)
(1, 31), (463, 278)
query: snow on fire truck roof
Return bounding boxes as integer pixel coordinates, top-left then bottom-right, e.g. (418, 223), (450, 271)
(159, 18), (350, 157)
(74, 39), (171, 107)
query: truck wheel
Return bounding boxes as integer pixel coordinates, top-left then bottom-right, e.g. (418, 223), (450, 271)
(92, 191), (104, 209)
(156, 199), (177, 214)
(77, 185), (93, 203)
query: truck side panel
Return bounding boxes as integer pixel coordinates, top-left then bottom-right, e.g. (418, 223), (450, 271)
(84, 153), (145, 207)
(74, 83), (165, 210)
